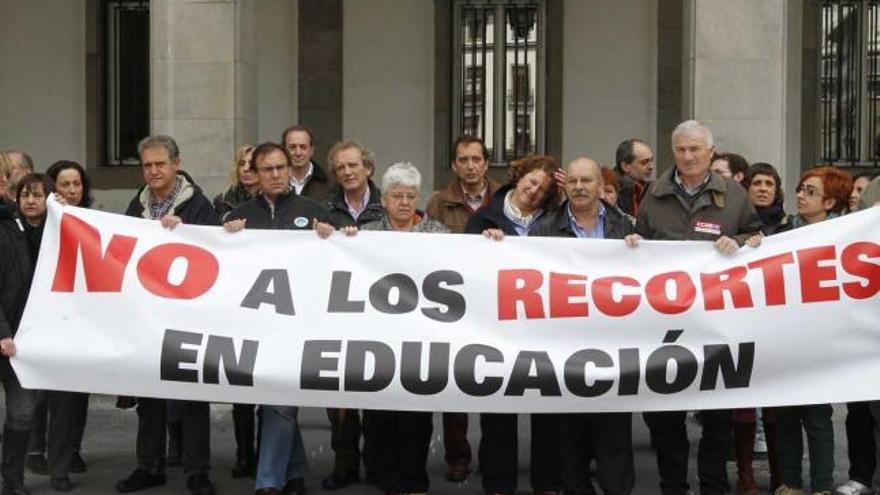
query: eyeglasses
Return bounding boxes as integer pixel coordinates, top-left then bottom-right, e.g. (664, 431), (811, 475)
(796, 184), (823, 198)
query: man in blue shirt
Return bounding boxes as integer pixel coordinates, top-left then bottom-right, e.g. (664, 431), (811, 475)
(530, 156), (635, 495)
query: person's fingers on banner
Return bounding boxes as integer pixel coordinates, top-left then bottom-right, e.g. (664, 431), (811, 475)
(714, 235), (739, 255)
(482, 228), (505, 241)
(160, 215), (183, 230)
(314, 220), (334, 239)
(624, 233), (642, 248)
(0, 338), (16, 357)
(223, 219), (246, 233)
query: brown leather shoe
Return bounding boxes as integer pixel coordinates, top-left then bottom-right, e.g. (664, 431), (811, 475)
(445, 464), (470, 482)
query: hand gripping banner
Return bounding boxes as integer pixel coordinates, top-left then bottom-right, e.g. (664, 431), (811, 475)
(12, 199), (880, 412)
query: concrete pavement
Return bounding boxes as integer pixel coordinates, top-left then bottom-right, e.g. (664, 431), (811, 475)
(8, 397), (855, 494)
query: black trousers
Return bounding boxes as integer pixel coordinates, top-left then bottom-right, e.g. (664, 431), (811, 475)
(362, 410), (432, 493)
(45, 392), (79, 479)
(326, 408), (362, 476)
(442, 412), (471, 468)
(643, 409), (731, 495)
(478, 413), (562, 494)
(232, 403), (258, 465)
(561, 413), (634, 495)
(846, 401), (876, 485)
(135, 398), (210, 475)
(29, 392), (88, 467)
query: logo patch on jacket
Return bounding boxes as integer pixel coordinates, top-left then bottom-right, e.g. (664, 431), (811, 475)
(294, 217), (309, 228)
(694, 220), (721, 235)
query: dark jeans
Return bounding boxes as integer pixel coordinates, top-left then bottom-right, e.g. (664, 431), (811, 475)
(562, 413), (634, 495)
(442, 412), (471, 468)
(1, 359), (36, 433)
(363, 410), (432, 493)
(135, 398), (210, 475)
(845, 401), (875, 485)
(643, 409), (731, 495)
(326, 408), (361, 476)
(232, 403), (257, 465)
(1, 358), (37, 488)
(478, 413), (562, 494)
(776, 404), (834, 491)
(29, 391), (88, 464)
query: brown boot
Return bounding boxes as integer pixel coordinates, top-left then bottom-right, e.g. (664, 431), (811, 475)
(734, 422), (758, 495)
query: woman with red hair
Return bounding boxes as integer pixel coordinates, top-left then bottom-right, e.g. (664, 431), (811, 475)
(774, 165), (852, 495)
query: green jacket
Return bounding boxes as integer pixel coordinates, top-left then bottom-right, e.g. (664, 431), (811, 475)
(635, 167), (761, 246)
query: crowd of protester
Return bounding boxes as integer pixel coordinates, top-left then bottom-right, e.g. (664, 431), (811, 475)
(1, 119), (879, 495)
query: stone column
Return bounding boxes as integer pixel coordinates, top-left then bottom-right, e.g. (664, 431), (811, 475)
(685, 0), (801, 199)
(150, 0), (257, 197)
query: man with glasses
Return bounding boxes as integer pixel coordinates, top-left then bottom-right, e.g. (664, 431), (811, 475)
(223, 141), (332, 495)
(614, 139), (655, 217)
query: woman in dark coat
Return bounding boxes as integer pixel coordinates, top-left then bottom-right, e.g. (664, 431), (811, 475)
(465, 155), (561, 495)
(213, 145), (258, 222)
(17, 173), (81, 491)
(24, 162), (95, 482)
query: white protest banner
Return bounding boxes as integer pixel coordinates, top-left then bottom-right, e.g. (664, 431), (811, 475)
(12, 198), (880, 412)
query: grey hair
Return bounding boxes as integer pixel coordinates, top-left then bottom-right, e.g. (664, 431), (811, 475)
(137, 135), (180, 161)
(672, 120), (714, 148)
(382, 162), (421, 192)
(4, 150), (34, 171)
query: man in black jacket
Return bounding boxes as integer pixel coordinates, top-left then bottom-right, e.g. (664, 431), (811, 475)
(531, 157), (635, 495)
(224, 141), (333, 495)
(320, 140), (384, 490)
(0, 198), (39, 495)
(323, 140), (385, 230)
(116, 135), (218, 495)
(614, 139), (654, 217)
(282, 125), (332, 201)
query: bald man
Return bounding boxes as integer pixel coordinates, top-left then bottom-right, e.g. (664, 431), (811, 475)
(530, 157), (635, 495)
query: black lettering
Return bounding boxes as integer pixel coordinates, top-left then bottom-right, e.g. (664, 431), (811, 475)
(421, 270), (466, 323)
(700, 343), (755, 390)
(202, 335), (258, 386)
(645, 340), (698, 395)
(618, 348), (641, 396)
(344, 341), (395, 392)
(160, 329), (202, 383)
(327, 271), (365, 313)
(454, 344), (503, 396)
(369, 273), (419, 314)
(301, 340), (341, 390)
(240, 269), (295, 315)
(400, 342), (450, 395)
(505, 351), (561, 396)
(564, 349), (613, 397)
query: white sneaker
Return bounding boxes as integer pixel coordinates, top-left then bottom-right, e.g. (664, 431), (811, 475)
(835, 480), (875, 495)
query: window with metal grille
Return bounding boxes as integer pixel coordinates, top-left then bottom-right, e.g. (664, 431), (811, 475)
(105, 0), (150, 166)
(820, 0), (880, 165)
(453, 0), (545, 166)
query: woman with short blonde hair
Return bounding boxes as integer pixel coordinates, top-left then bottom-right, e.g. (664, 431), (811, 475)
(213, 145), (257, 221)
(0, 151), (13, 200)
